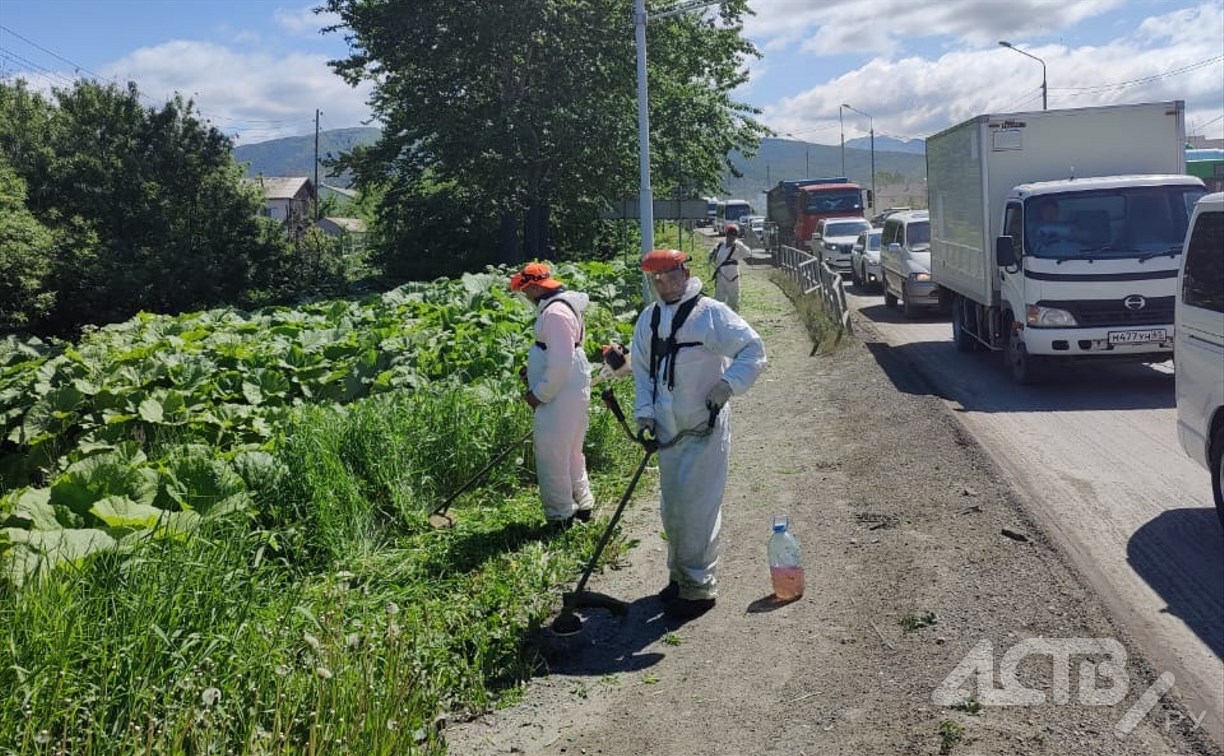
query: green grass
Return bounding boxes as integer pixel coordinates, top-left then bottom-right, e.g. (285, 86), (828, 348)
(768, 269), (851, 354)
(0, 263), (648, 754)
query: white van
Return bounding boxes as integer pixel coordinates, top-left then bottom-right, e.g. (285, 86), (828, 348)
(1175, 192), (1224, 526)
(717, 199), (753, 232)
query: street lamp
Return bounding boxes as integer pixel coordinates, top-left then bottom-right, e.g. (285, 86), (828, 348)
(838, 104), (846, 176)
(634, 0), (725, 258)
(998, 40), (1047, 110)
(842, 103), (874, 213)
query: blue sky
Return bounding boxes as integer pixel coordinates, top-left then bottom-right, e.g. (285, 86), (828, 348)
(1, 0), (1221, 147)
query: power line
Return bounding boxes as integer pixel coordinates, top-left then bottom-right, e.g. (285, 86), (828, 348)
(0, 23), (106, 81)
(1051, 55), (1224, 94)
(0, 47), (77, 88)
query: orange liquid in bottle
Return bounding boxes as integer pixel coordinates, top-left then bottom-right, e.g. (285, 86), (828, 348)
(770, 565), (805, 600)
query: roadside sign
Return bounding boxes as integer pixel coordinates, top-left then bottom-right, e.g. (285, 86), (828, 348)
(599, 198), (710, 220)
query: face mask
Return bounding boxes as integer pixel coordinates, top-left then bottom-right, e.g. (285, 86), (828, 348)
(648, 268), (688, 303)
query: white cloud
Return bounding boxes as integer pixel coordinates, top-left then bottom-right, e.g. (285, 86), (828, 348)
(751, 0), (1224, 142)
(94, 41), (373, 145)
(746, 0), (1124, 55)
(273, 5), (342, 38)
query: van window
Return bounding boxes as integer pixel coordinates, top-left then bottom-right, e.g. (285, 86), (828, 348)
(1182, 210), (1224, 313)
(904, 221), (930, 246)
(881, 221), (898, 247)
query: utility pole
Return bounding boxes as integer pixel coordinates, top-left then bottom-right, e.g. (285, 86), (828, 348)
(314, 109), (321, 220)
(838, 105), (846, 176)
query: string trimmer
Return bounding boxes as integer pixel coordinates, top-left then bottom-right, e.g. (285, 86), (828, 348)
(550, 390), (720, 636)
(429, 344), (632, 529)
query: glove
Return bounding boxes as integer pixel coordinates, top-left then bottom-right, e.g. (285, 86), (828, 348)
(705, 380), (733, 410)
(636, 417), (656, 436)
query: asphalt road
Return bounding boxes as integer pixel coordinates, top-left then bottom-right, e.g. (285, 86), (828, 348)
(842, 279), (1224, 747)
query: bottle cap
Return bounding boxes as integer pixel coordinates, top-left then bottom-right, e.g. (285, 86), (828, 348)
(772, 514), (789, 533)
(772, 522), (786, 533)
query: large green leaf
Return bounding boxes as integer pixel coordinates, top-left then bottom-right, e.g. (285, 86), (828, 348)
(50, 447), (159, 517)
(18, 384), (84, 444)
(89, 495), (164, 528)
(0, 527), (117, 587)
(2, 488), (61, 529)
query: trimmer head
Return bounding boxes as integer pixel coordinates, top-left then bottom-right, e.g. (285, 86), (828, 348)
(549, 590), (630, 636)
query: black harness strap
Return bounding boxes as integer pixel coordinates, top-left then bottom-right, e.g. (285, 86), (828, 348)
(712, 244), (741, 281)
(648, 294), (703, 401)
(533, 293), (584, 350)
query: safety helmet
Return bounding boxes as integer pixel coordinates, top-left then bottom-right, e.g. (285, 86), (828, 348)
(725, 223), (739, 235)
(640, 248), (688, 273)
(509, 262), (563, 292)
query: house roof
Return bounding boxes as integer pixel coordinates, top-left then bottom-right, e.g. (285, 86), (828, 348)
(247, 176), (314, 200)
(321, 217), (367, 233)
(320, 183), (358, 199)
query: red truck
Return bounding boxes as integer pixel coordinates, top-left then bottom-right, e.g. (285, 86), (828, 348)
(793, 180), (866, 247)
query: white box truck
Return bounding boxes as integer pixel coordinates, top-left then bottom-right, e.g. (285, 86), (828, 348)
(927, 101), (1207, 383)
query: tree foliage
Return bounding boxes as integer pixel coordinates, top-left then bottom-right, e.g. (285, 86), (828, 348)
(322, 0), (766, 277)
(0, 159), (55, 331)
(0, 80), (295, 336)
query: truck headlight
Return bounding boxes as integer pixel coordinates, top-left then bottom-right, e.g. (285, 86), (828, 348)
(908, 272), (931, 281)
(1026, 304), (1077, 327)
(824, 242), (837, 252)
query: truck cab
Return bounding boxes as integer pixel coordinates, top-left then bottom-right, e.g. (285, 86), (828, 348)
(988, 176), (1206, 380)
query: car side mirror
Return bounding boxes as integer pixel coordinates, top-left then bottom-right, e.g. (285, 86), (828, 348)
(995, 236), (1017, 267)
(888, 242), (901, 252)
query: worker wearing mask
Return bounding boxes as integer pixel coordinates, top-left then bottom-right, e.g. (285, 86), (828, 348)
(510, 262), (595, 530)
(631, 249), (767, 619)
(707, 224), (750, 311)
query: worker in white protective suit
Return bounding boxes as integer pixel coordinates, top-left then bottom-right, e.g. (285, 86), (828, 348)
(509, 262), (595, 531)
(707, 224), (750, 312)
(631, 249), (767, 619)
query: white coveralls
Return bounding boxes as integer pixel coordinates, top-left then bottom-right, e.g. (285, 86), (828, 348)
(708, 239), (750, 311)
(631, 277), (766, 600)
(526, 290), (595, 522)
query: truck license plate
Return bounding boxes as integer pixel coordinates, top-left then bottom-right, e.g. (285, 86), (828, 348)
(1107, 328), (1168, 345)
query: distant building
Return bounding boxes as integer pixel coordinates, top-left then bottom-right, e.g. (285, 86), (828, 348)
(317, 216), (369, 254)
(246, 176), (316, 224)
(320, 183), (358, 203)
(1187, 135), (1224, 150)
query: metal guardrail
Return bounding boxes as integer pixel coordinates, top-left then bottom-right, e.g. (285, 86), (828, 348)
(769, 241), (852, 340)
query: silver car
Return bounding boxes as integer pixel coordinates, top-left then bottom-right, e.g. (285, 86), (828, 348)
(850, 228), (883, 291)
(811, 217), (872, 277)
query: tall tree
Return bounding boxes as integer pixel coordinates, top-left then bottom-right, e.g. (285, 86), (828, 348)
(0, 80), (284, 335)
(322, 0), (766, 275)
(0, 160), (55, 331)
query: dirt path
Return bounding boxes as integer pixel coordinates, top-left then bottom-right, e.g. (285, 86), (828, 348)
(445, 263), (1220, 756)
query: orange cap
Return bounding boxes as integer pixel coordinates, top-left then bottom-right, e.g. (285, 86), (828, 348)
(509, 262), (563, 292)
(640, 249), (688, 273)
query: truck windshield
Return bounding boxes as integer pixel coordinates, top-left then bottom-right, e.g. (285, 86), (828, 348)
(804, 190), (862, 213)
(1025, 186), (1206, 260)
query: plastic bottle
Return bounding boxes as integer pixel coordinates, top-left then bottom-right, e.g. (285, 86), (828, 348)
(768, 514), (805, 600)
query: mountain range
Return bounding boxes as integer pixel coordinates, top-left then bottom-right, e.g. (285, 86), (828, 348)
(232, 129), (927, 197)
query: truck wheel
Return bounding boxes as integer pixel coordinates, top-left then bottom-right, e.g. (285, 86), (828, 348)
(952, 297), (977, 352)
(1006, 326), (1042, 384)
(1212, 425), (1224, 531)
(883, 279), (898, 308)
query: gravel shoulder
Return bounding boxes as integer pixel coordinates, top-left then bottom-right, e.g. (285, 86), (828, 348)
(445, 262), (1221, 756)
